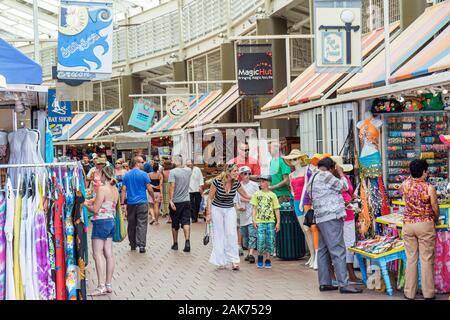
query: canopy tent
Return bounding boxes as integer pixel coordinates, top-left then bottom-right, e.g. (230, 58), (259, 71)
(54, 109), (122, 143)
(261, 22), (400, 112)
(338, 1), (450, 94)
(390, 26), (450, 83)
(147, 91), (221, 135)
(0, 38), (42, 85)
(185, 85), (242, 129)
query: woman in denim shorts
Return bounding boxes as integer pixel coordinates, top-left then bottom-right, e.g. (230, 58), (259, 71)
(85, 166), (119, 296)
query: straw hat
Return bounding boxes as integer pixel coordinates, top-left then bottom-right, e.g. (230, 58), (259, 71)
(310, 153), (331, 166)
(330, 156), (353, 172)
(282, 149), (307, 160)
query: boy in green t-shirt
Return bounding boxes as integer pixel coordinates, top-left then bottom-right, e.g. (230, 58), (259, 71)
(250, 175), (281, 269)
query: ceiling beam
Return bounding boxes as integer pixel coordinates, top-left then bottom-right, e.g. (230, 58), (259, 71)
(0, 20), (32, 38)
(0, 0), (58, 25)
(0, 11), (56, 37)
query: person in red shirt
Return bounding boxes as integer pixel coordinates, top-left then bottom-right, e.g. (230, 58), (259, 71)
(228, 142), (260, 180)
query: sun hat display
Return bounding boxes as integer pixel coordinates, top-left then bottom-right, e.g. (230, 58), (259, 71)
(330, 156), (354, 172)
(282, 149), (307, 160)
(310, 153), (332, 166)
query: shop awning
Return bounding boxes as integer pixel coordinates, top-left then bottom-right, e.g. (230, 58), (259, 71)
(338, 1), (450, 94)
(54, 109), (122, 142)
(185, 85), (242, 128)
(0, 38), (42, 85)
(147, 91), (221, 134)
(390, 26), (450, 83)
(261, 23), (400, 112)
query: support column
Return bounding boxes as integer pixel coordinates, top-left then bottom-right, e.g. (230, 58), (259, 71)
(172, 61), (187, 86)
(121, 75), (142, 132)
(257, 17), (296, 138)
(400, 0), (429, 30)
(219, 42), (236, 123)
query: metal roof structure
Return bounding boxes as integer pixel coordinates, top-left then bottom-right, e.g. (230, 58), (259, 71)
(0, 0), (162, 43)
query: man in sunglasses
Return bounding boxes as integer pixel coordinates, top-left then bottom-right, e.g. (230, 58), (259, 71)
(228, 142), (260, 180)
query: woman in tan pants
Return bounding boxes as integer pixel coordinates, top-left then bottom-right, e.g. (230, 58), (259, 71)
(400, 159), (440, 300)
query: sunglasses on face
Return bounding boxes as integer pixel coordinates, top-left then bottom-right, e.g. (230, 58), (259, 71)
(241, 172), (251, 176)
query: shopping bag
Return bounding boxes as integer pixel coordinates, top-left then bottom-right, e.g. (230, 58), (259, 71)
(113, 199), (127, 242)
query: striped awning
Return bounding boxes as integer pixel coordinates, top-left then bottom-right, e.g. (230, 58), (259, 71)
(261, 22), (400, 112)
(185, 85), (242, 128)
(390, 26), (450, 83)
(338, 1), (450, 94)
(54, 109), (122, 142)
(147, 91), (221, 134)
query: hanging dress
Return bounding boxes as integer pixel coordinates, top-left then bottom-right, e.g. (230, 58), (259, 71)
(78, 173), (89, 265)
(73, 190), (87, 300)
(0, 192), (6, 300)
(4, 178), (15, 300)
(19, 178), (29, 299)
(35, 180), (52, 300)
(46, 177), (56, 300)
(53, 179), (67, 300)
(13, 176), (24, 300)
(64, 174), (77, 301)
(24, 178), (37, 300)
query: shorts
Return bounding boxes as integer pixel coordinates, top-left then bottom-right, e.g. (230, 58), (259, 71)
(240, 224), (257, 249)
(92, 218), (115, 240)
(343, 220), (356, 263)
(257, 222), (275, 254)
(294, 200), (304, 217)
(170, 201), (191, 230)
(153, 192), (162, 203)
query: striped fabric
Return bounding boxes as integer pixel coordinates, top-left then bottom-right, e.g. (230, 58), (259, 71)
(338, 1), (450, 94)
(186, 85), (242, 128)
(54, 110), (122, 142)
(390, 26), (450, 83)
(261, 23), (400, 112)
(55, 113), (96, 141)
(147, 91), (221, 133)
(70, 110), (122, 141)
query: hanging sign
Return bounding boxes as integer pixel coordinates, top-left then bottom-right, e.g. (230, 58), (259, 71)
(128, 99), (156, 131)
(57, 1), (113, 81)
(47, 89), (72, 125)
(166, 88), (189, 119)
(314, 0), (362, 73)
(237, 44), (273, 96)
(50, 124), (63, 138)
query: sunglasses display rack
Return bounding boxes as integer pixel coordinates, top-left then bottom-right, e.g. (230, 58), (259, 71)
(383, 111), (449, 201)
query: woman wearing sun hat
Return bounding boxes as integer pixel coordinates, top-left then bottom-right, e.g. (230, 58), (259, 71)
(283, 149), (317, 268)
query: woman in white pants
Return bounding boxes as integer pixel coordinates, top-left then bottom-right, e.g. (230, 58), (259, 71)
(206, 164), (251, 270)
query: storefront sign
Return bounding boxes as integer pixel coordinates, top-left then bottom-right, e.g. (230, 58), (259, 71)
(166, 88), (190, 119)
(50, 124), (63, 138)
(57, 1), (113, 81)
(315, 0), (362, 73)
(128, 99), (156, 131)
(237, 44), (273, 96)
(47, 89), (72, 124)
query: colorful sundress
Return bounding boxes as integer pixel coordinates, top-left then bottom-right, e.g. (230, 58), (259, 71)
(64, 180), (77, 301)
(13, 177), (24, 300)
(4, 178), (15, 300)
(0, 192), (6, 300)
(53, 179), (66, 300)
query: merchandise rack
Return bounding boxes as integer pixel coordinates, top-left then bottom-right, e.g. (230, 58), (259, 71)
(383, 111), (450, 201)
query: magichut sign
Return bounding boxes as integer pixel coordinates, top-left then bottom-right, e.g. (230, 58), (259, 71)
(57, 1), (113, 81)
(314, 0), (362, 73)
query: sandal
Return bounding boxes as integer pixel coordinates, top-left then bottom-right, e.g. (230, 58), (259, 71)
(105, 283), (113, 293)
(89, 285), (107, 296)
(232, 264), (240, 271)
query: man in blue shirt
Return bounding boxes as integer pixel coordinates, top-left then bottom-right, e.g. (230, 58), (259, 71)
(122, 156), (155, 253)
(143, 155), (153, 174)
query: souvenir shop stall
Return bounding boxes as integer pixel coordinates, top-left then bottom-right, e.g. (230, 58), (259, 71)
(350, 86), (450, 295)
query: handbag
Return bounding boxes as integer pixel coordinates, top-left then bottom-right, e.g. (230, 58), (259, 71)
(303, 173), (318, 227)
(203, 223), (211, 246)
(113, 198), (127, 242)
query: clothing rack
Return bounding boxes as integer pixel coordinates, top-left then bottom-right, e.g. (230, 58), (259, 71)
(0, 161), (79, 169)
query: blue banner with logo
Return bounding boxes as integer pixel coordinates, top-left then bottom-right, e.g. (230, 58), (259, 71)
(48, 89), (72, 125)
(57, 1), (113, 81)
(128, 99), (156, 131)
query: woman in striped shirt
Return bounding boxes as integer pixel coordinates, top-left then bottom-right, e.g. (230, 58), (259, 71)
(206, 164), (251, 270)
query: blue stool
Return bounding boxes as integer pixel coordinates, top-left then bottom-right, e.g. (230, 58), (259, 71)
(350, 247), (406, 296)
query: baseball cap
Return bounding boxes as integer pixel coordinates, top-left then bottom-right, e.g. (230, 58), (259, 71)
(239, 166), (252, 174)
(257, 175), (272, 182)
